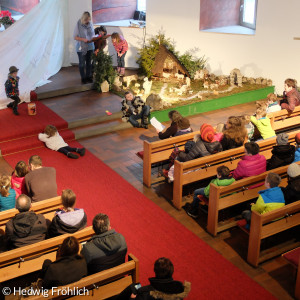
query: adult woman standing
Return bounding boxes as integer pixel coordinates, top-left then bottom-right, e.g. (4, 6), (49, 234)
(73, 12), (94, 84)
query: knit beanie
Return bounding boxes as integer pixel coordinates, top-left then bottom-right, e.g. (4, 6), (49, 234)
(295, 132), (300, 145)
(200, 123), (215, 143)
(287, 163), (300, 178)
(276, 133), (289, 145)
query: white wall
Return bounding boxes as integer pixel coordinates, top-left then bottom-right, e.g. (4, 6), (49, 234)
(145, 0), (300, 92)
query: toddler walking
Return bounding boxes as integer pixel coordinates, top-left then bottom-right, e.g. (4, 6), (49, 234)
(5, 66), (21, 115)
(39, 125), (85, 159)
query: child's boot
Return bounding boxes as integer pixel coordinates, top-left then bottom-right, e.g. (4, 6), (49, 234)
(67, 152), (79, 159)
(117, 67), (121, 74)
(7, 102), (13, 109)
(13, 102), (19, 115)
(76, 148), (86, 157)
(120, 68), (125, 77)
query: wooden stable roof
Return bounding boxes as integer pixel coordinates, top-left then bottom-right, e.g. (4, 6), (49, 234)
(152, 44), (190, 77)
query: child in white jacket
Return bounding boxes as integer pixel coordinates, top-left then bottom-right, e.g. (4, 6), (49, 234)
(38, 125), (85, 159)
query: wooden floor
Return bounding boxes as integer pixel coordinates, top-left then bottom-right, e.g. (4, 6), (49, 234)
(0, 89), (296, 299)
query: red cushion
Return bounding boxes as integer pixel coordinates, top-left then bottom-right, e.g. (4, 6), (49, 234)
(136, 151), (144, 159)
(282, 247), (300, 268)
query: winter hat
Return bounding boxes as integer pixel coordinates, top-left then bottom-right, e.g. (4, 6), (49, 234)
(287, 163), (300, 178)
(9, 66), (19, 74)
(295, 132), (300, 145)
(200, 123), (215, 143)
(276, 133), (289, 145)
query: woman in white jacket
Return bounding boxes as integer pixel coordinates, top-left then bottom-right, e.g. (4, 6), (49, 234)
(38, 125), (85, 159)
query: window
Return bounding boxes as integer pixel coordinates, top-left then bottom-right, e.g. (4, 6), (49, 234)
(240, 0), (257, 29)
(137, 0), (146, 12)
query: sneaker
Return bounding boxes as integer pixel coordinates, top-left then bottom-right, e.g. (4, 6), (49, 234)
(67, 153), (79, 159)
(186, 209), (199, 219)
(77, 148), (86, 156)
(7, 102), (13, 109)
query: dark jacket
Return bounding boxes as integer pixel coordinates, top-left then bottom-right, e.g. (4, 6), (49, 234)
(281, 175), (300, 205)
(178, 138), (222, 162)
(267, 144), (296, 170)
(121, 96), (146, 122)
(48, 208), (87, 237)
(136, 278), (191, 300)
(5, 76), (19, 97)
(220, 134), (244, 151)
(5, 211), (47, 249)
(81, 229), (127, 275)
(42, 255), (87, 289)
(158, 122), (178, 140)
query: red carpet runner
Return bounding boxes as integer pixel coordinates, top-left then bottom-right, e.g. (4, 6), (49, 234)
(2, 104), (275, 299)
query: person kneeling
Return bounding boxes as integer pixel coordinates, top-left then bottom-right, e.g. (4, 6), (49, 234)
(121, 92), (150, 129)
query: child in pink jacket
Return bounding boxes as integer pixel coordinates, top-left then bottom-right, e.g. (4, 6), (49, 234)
(11, 161), (28, 197)
(111, 32), (128, 76)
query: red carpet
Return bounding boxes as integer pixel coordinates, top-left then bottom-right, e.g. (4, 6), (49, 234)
(1, 103), (275, 299)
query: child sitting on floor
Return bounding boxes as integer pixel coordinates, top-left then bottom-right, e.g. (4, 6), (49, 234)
(11, 161), (28, 197)
(38, 125), (85, 159)
(294, 132), (300, 162)
(242, 173), (285, 229)
(266, 93), (281, 113)
(0, 175), (16, 212)
(186, 165), (235, 218)
(250, 107), (276, 140)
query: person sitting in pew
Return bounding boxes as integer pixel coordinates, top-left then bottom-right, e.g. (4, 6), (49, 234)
(25, 155), (57, 202)
(48, 189), (87, 237)
(294, 132), (300, 162)
(221, 116), (248, 150)
(281, 163), (300, 205)
(5, 194), (47, 249)
(232, 142), (266, 180)
(242, 173), (285, 229)
(267, 133), (295, 170)
(157, 110), (182, 139)
(11, 161), (28, 198)
(0, 175), (16, 212)
(280, 78), (300, 112)
(116, 257), (191, 300)
(186, 166), (235, 219)
(39, 236), (87, 289)
(266, 93), (281, 113)
(81, 213), (127, 274)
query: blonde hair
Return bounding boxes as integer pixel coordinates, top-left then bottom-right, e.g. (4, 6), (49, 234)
(0, 175), (11, 197)
(111, 32), (121, 43)
(267, 93), (277, 103)
(81, 11), (91, 24)
(224, 116), (247, 144)
(61, 189), (76, 211)
(215, 123), (224, 133)
(256, 100), (268, 110)
(44, 125), (57, 138)
(256, 107), (267, 118)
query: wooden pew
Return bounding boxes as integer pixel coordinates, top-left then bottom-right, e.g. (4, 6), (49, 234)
(207, 162), (300, 236)
(26, 254), (139, 300)
(269, 105), (300, 131)
(172, 130), (299, 210)
(143, 131), (199, 187)
(0, 196), (62, 234)
(0, 226), (94, 282)
(247, 200), (300, 267)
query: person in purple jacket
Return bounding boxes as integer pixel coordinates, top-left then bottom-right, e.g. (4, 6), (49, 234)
(233, 142), (266, 180)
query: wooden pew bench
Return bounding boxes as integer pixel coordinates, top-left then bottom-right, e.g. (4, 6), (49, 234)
(269, 105), (300, 131)
(25, 253), (139, 300)
(0, 196), (62, 234)
(0, 226), (94, 282)
(206, 162), (300, 236)
(246, 200), (300, 267)
(172, 131), (299, 210)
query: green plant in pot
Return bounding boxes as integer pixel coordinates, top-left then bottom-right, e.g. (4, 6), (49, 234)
(93, 50), (116, 92)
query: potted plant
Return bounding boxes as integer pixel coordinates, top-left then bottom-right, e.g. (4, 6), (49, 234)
(0, 10), (15, 29)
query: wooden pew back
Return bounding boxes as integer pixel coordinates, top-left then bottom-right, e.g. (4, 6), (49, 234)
(0, 196), (62, 234)
(0, 226), (94, 282)
(26, 254), (139, 300)
(248, 201), (300, 267)
(269, 105), (300, 131)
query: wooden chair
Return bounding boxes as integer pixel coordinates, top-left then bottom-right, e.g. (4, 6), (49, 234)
(247, 200), (300, 267)
(206, 163), (299, 236)
(172, 130), (299, 210)
(0, 196), (62, 234)
(26, 254), (139, 300)
(269, 105), (300, 131)
(0, 226), (94, 282)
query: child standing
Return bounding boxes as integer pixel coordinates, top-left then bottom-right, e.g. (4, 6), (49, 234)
(266, 93), (281, 113)
(242, 173), (285, 229)
(294, 132), (300, 162)
(38, 125), (86, 159)
(0, 175), (16, 212)
(280, 78), (300, 112)
(11, 161), (28, 198)
(111, 32), (128, 76)
(5, 66), (21, 115)
(250, 107), (276, 140)
(186, 166), (235, 218)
